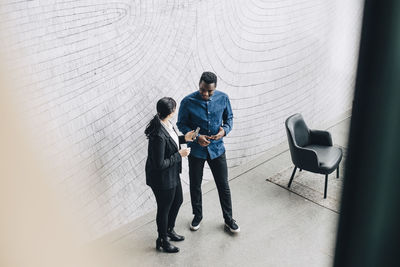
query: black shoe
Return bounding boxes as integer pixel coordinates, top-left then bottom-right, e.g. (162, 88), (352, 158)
(224, 219), (240, 233)
(190, 216), (202, 231)
(156, 237), (179, 253)
(167, 228), (185, 241)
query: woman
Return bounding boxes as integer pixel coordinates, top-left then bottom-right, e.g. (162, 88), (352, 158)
(145, 97), (195, 253)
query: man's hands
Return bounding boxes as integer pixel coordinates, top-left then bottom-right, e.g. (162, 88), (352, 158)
(208, 127), (225, 141)
(198, 127), (225, 147)
(197, 135), (211, 147)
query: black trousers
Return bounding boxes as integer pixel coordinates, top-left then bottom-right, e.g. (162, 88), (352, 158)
(188, 152), (233, 221)
(151, 181), (183, 238)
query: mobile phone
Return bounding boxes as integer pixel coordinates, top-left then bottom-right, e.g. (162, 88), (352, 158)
(194, 127), (200, 137)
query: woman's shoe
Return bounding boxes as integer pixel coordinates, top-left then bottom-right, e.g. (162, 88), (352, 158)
(167, 228), (185, 241)
(156, 237), (179, 253)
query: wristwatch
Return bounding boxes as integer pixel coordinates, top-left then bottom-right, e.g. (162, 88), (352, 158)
(194, 133), (200, 143)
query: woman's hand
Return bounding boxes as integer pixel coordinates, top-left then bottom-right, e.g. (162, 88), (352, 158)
(179, 148), (191, 157)
(185, 130), (196, 142)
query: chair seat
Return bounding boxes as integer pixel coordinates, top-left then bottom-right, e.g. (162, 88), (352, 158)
(304, 145), (343, 173)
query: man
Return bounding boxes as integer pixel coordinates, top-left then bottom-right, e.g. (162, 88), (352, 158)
(177, 71), (240, 233)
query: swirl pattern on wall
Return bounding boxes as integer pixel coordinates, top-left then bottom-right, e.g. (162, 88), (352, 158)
(0, 0), (363, 239)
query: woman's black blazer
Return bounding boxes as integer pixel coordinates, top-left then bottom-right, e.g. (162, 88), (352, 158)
(145, 126), (187, 190)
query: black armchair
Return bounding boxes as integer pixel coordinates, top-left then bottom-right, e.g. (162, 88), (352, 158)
(285, 113), (343, 198)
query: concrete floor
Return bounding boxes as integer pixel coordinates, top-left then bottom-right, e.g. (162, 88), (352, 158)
(95, 115), (350, 267)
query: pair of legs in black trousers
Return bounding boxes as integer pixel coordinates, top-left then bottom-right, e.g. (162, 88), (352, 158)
(151, 181), (183, 239)
(188, 152), (233, 222)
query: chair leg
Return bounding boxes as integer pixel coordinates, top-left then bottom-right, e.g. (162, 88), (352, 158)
(324, 174), (328, 199)
(337, 166), (339, 178)
(288, 167), (297, 188)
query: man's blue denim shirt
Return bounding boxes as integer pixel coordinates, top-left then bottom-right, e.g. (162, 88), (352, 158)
(177, 90), (233, 160)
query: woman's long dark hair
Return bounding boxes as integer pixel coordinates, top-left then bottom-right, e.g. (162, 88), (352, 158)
(145, 97), (177, 138)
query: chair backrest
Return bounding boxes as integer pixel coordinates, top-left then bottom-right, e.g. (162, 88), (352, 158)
(285, 113), (310, 148)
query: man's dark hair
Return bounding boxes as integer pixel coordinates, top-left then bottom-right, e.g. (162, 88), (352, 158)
(199, 71), (217, 87)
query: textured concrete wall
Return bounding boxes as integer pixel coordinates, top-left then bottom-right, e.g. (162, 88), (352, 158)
(0, 0), (363, 239)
